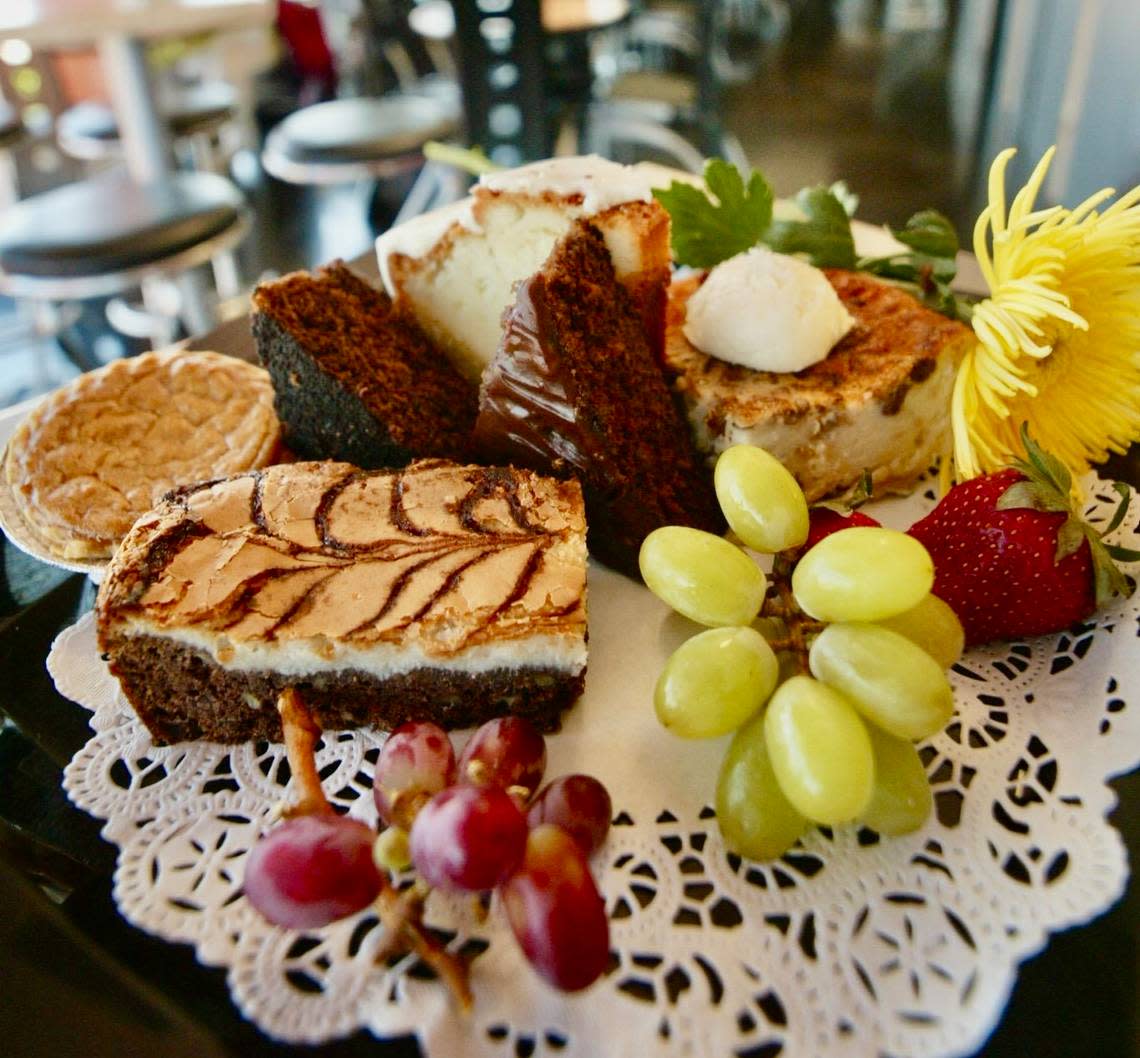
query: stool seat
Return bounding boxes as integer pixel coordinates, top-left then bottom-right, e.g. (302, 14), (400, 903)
(0, 170), (244, 279)
(166, 82), (239, 137)
(57, 83), (238, 158)
(273, 94), (459, 166)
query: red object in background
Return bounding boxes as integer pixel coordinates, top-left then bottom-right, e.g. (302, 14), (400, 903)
(276, 0), (337, 87)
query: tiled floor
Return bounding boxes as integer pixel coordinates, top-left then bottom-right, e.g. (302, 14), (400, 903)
(0, 2), (972, 411)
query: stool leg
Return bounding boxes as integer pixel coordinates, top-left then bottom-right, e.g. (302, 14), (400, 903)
(425, 39), (458, 81)
(211, 250), (243, 302)
(98, 34), (173, 183)
(187, 131), (219, 174)
(138, 277), (183, 350)
(171, 268), (215, 339)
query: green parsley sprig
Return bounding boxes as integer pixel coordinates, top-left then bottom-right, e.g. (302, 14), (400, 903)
(652, 159), (969, 320)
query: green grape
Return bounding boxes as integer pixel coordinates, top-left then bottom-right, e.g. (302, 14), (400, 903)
(791, 526), (933, 622)
(876, 593), (965, 670)
(763, 675), (874, 825)
(639, 526), (767, 627)
(809, 622), (954, 740)
(655, 626), (778, 738)
(714, 445), (809, 553)
(861, 725), (932, 836)
(717, 711), (807, 860)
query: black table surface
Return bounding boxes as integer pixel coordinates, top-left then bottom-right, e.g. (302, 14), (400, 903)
(2, 300), (1138, 1058)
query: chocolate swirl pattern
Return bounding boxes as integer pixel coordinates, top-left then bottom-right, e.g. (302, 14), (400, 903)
(95, 461), (589, 743)
(101, 461), (587, 658)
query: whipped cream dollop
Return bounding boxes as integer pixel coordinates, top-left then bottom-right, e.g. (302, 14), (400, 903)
(683, 247), (855, 373)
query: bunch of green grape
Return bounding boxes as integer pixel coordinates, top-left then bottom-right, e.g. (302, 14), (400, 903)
(639, 445), (964, 861)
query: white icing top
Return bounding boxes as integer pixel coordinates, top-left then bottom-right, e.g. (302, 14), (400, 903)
(375, 156), (665, 292)
(478, 154), (657, 212)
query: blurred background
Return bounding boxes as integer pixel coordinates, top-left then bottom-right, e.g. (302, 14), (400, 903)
(0, 0), (1136, 411)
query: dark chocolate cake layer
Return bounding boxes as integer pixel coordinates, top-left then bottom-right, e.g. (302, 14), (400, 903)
(105, 635), (584, 743)
(252, 261), (477, 468)
(474, 221), (724, 577)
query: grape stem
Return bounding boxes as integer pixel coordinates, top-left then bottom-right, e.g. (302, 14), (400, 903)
(276, 689), (474, 1009)
(373, 878), (474, 1010)
(277, 689), (332, 817)
(761, 554), (824, 672)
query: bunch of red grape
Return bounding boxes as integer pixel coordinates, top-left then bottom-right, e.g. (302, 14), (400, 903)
(244, 715), (613, 994)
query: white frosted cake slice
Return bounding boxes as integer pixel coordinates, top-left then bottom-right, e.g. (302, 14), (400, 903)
(96, 460), (588, 743)
(375, 155), (672, 382)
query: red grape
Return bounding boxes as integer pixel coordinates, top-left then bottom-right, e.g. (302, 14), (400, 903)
(458, 716), (546, 801)
(501, 824), (610, 992)
(244, 813), (382, 929)
(409, 784), (527, 891)
(374, 721), (457, 829)
(527, 775), (612, 855)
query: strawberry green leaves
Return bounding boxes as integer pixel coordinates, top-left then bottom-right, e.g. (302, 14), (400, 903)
(999, 425), (1136, 607)
(652, 159), (966, 319)
(652, 160), (774, 269)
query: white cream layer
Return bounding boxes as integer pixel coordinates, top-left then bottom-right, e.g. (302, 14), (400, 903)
(120, 617), (588, 679)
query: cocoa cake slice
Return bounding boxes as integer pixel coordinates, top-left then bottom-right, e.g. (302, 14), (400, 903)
(251, 262), (477, 468)
(473, 220), (724, 578)
(96, 460), (588, 744)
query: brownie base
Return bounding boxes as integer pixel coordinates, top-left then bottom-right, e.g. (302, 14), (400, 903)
(106, 634), (585, 745)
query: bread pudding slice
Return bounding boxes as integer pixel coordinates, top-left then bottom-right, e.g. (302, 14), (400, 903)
(664, 269), (974, 501)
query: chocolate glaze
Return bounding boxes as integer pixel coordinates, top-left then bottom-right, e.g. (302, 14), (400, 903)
(315, 467), (370, 546)
(474, 275), (589, 473)
(457, 466), (546, 535)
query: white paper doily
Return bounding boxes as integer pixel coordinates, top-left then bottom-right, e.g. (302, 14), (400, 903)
(54, 475), (1140, 1058)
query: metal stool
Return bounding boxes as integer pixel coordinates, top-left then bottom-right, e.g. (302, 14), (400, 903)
(56, 82), (239, 173)
(0, 170), (249, 359)
(588, 3), (750, 169)
(260, 92), (459, 185)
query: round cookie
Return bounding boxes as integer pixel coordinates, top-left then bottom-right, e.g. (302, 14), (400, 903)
(3, 350), (281, 561)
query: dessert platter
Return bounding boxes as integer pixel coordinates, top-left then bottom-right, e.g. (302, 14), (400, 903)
(4, 153), (1140, 1057)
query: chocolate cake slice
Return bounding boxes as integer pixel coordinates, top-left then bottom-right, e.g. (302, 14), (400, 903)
(473, 220), (723, 577)
(252, 262), (477, 468)
(96, 460), (588, 744)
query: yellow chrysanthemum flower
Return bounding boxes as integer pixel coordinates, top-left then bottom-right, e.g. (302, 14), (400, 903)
(952, 146), (1140, 483)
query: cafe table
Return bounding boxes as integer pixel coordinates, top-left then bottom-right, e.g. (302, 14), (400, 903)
(0, 0), (273, 184)
(0, 247), (1137, 1055)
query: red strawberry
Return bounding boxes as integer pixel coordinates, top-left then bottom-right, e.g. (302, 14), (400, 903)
(803, 507), (881, 553)
(907, 433), (1136, 646)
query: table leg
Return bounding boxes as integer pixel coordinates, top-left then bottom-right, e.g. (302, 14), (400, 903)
(97, 34), (220, 337)
(96, 34), (172, 184)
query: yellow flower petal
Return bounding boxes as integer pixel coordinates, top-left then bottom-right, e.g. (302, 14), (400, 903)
(952, 146), (1140, 486)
